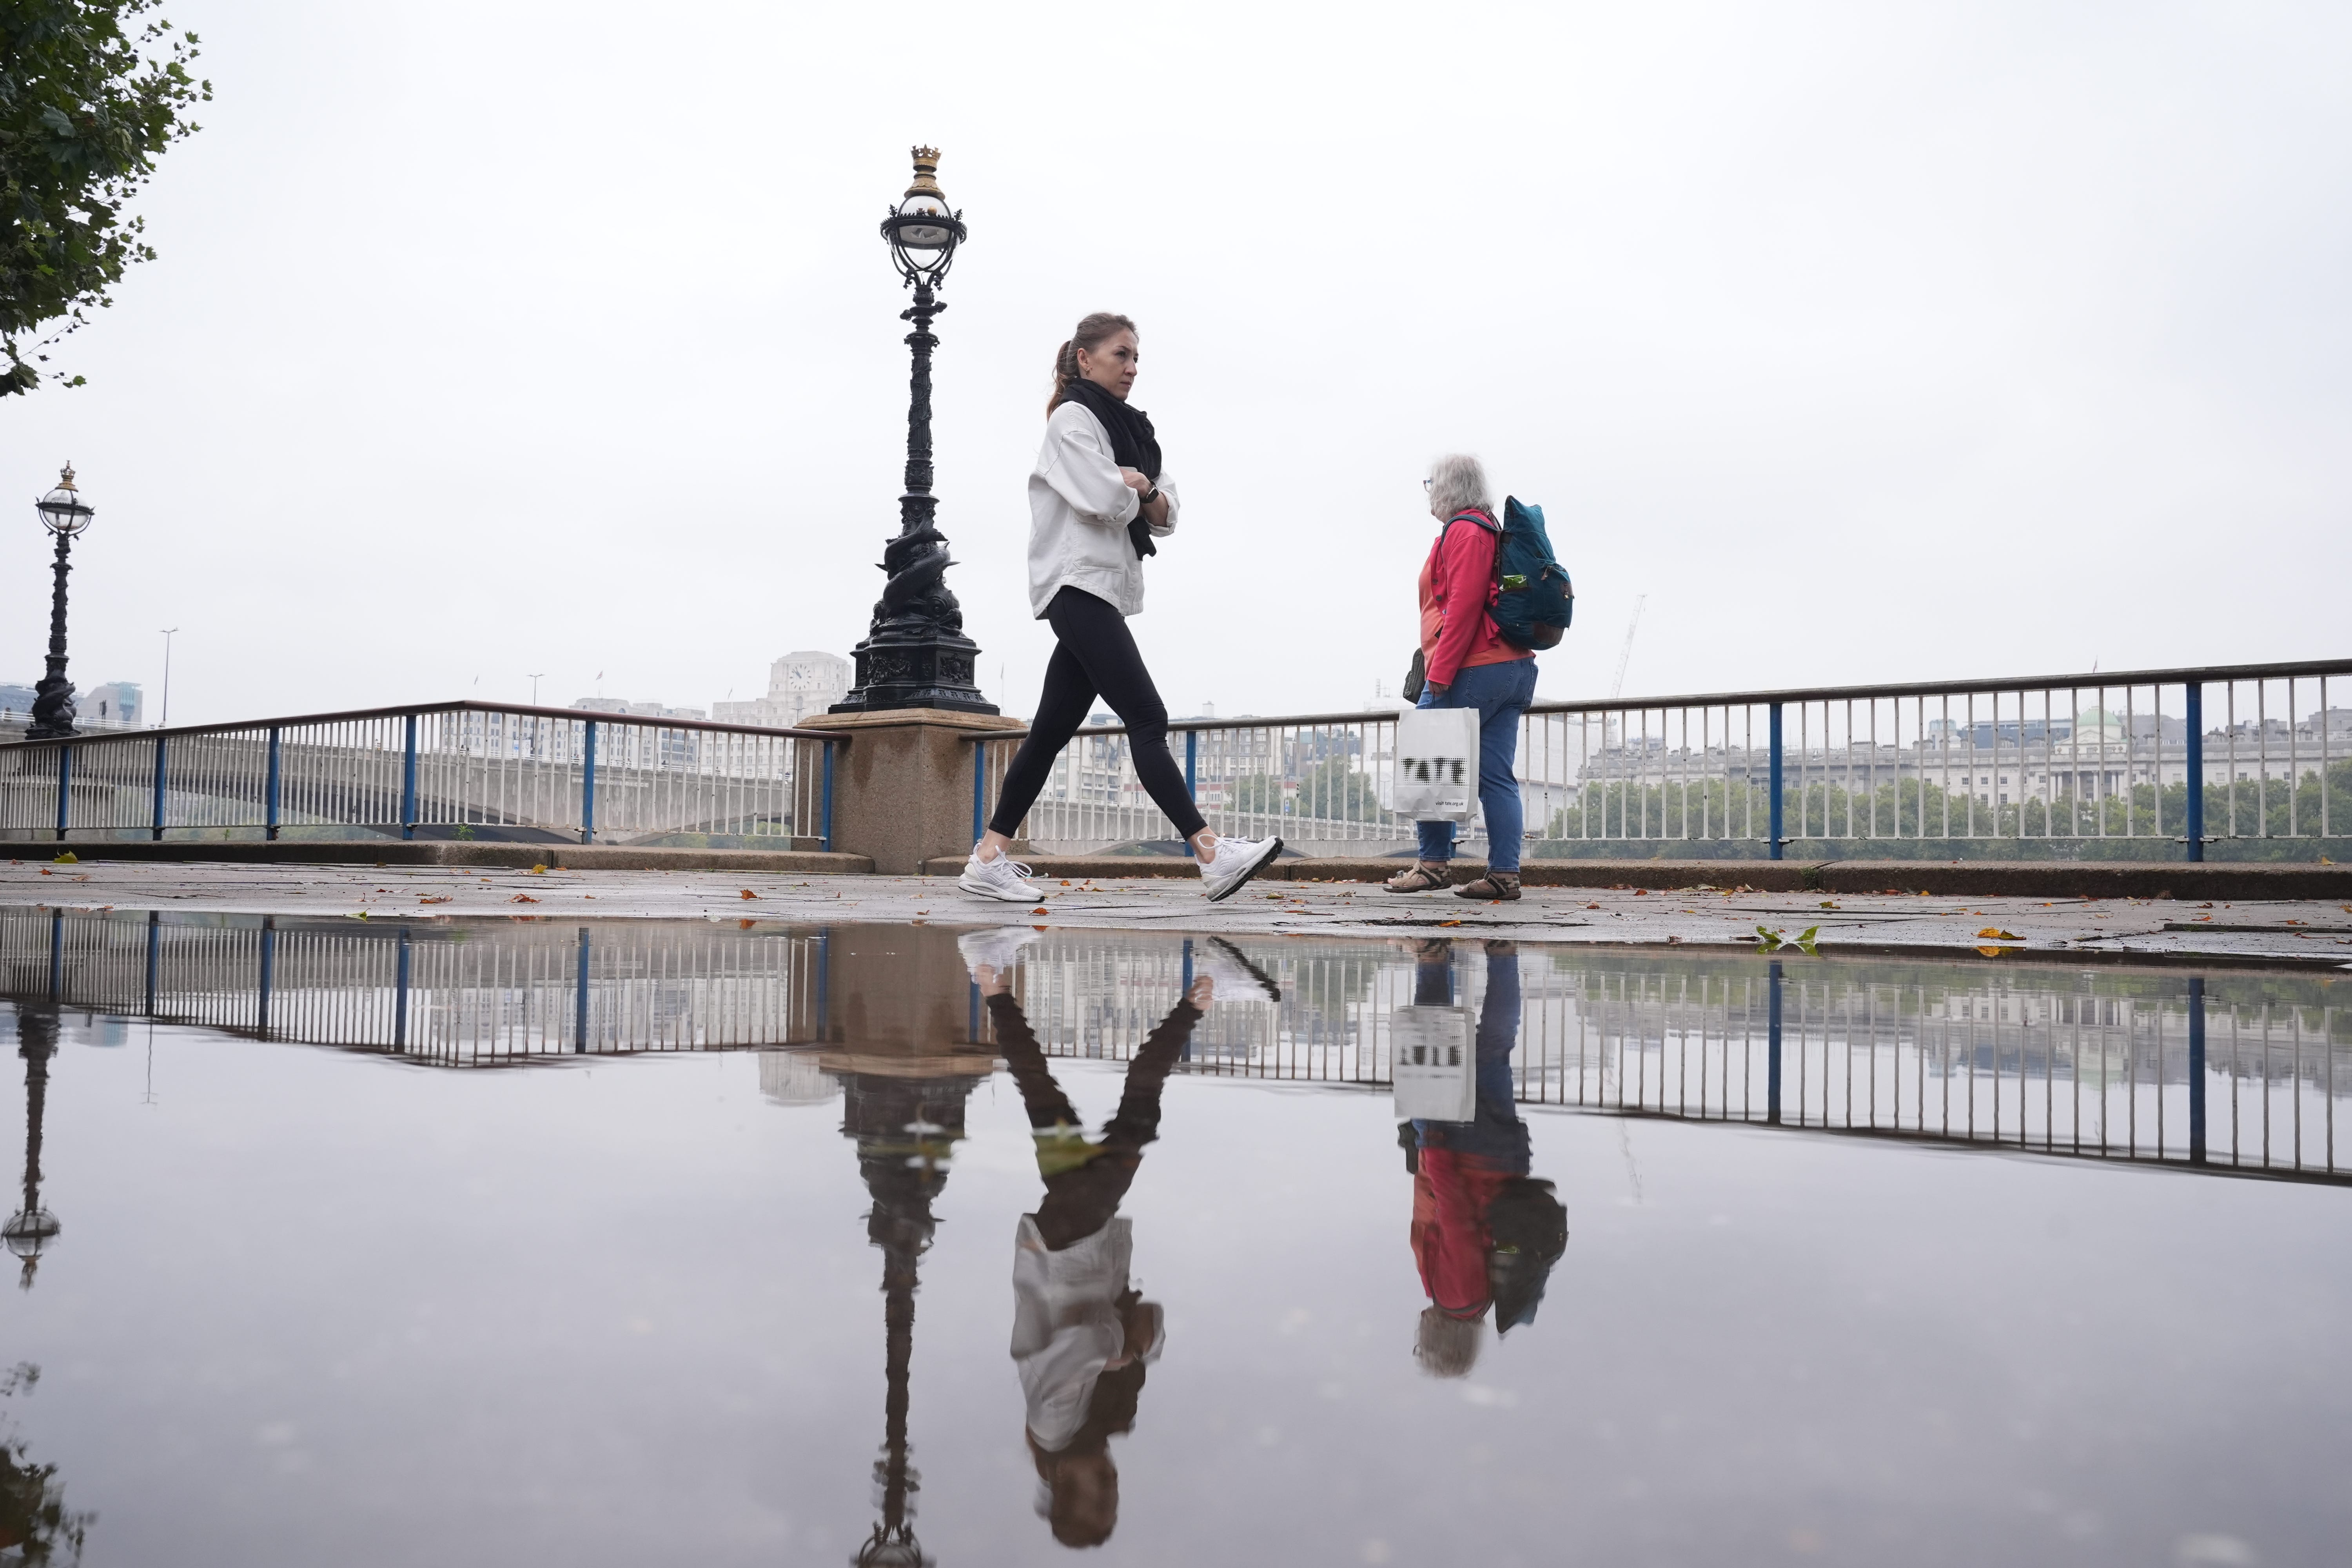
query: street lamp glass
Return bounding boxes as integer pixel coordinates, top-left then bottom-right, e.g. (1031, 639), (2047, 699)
(33, 465), (93, 537)
(894, 194), (955, 250)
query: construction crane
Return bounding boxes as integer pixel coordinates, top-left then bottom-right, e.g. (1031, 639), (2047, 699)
(1610, 595), (1646, 699)
(1605, 596), (1645, 750)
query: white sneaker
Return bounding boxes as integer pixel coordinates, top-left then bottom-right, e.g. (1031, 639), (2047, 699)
(1197, 835), (1283, 902)
(957, 926), (1039, 981)
(1194, 937), (1281, 1002)
(958, 846), (1041, 903)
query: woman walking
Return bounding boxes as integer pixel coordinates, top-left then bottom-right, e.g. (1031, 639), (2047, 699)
(961, 312), (1282, 903)
(1389, 454), (1537, 900)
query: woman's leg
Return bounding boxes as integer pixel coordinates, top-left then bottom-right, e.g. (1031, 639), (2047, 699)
(985, 637), (1098, 842)
(1044, 588), (1210, 842)
(1474, 660), (1537, 873)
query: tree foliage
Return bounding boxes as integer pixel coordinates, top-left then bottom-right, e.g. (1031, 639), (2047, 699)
(0, 0), (206, 395)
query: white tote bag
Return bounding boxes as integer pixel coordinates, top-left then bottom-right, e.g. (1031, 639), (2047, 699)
(1392, 706), (1483, 822)
(1391, 1005), (1476, 1122)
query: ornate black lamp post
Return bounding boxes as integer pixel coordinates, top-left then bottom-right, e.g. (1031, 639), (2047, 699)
(833, 148), (996, 715)
(27, 465), (94, 740)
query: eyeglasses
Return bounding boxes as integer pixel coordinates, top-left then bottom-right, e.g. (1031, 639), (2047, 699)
(1421, 477), (1434, 492)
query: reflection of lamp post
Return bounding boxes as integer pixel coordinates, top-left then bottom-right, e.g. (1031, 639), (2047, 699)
(27, 465), (95, 740)
(843, 1071), (976, 1568)
(833, 148), (996, 717)
(3, 1005), (62, 1290)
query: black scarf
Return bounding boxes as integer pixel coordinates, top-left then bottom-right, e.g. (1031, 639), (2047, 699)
(1059, 377), (1163, 560)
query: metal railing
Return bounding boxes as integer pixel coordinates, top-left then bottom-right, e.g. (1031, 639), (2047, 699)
(13, 912), (2330, 1178)
(0, 700), (838, 849)
(968, 658), (2351, 861)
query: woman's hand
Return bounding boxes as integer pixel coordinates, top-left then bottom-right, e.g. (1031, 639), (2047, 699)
(1118, 467), (1151, 492)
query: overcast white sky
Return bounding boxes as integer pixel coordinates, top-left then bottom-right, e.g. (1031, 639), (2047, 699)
(5, 0), (2347, 728)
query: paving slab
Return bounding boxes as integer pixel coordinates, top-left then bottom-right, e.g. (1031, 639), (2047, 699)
(5, 857), (2351, 968)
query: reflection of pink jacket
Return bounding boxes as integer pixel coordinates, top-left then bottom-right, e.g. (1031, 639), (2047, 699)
(1411, 1149), (1512, 1318)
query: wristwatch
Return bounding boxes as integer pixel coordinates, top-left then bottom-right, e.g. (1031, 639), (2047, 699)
(1140, 485), (1160, 505)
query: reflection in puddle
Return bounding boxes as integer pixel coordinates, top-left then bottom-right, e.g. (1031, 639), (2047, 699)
(0, 909), (2347, 1563)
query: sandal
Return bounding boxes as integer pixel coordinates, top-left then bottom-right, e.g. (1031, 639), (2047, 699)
(1454, 870), (1522, 902)
(1385, 861), (1450, 893)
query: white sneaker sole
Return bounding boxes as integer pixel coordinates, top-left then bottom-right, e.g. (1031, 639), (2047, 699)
(1202, 837), (1284, 903)
(958, 871), (1039, 903)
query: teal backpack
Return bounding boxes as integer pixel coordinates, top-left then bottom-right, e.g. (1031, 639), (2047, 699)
(1459, 497), (1573, 651)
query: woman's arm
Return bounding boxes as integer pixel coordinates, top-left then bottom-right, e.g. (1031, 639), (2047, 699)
(1425, 521), (1499, 688)
(1141, 472), (1178, 536)
(1038, 409), (1142, 527)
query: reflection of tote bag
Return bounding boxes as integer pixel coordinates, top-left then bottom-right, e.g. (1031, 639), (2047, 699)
(1393, 706), (1483, 822)
(1392, 1005), (1475, 1122)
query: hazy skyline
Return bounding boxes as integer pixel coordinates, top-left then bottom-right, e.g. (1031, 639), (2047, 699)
(5, 1), (2346, 728)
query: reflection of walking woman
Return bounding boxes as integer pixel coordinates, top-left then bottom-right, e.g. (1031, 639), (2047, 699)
(1399, 940), (1568, 1379)
(1389, 454), (1537, 901)
(960, 312), (1283, 905)
(974, 959), (1210, 1549)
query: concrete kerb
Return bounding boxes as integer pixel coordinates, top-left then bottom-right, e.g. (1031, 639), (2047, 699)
(9, 840), (875, 875)
(917, 853), (2352, 901)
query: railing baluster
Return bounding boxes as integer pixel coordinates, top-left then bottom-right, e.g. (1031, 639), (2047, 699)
(152, 732), (167, 840)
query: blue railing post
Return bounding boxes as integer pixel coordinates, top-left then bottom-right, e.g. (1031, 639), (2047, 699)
(151, 733), (167, 840)
(400, 713), (419, 841)
(257, 918), (276, 1039)
(265, 726), (282, 841)
(971, 738), (985, 845)
(1766, 959), (1784, 1123)
(579, 720), (598, 845)
(2187, 976), (2207, 1165)
(53, 743), (70, 843)
(574, 927), (591, 1053)
(144, 910), (159, 1014)
(1768, 702), (1786, 860)
(393, 926), (411, 1049)
(821, 737), (835, 853)
(1185, 730), (1199, 856)
(2183, 683), (2205, 862)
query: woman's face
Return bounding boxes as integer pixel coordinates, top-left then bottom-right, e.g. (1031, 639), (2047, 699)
(1076, 330), (1139, 401)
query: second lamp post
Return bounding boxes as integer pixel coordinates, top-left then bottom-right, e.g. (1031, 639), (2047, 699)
(27, 465), (94, 741)
(832, 147), (996, 715)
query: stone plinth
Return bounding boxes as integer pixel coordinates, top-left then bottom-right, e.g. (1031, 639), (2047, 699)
(796, 708), (1025, 875)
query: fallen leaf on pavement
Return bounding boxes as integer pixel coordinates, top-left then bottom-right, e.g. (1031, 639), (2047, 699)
(419, 896), (451, 904)
(1976, 927), (2020, 941)
(510, 894), (539, 904)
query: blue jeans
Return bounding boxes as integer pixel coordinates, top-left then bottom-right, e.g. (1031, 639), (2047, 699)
(1415, 657), (1536, 872)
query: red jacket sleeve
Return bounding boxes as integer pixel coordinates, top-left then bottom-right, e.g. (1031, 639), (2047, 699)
(1427, 519), (1498, 688)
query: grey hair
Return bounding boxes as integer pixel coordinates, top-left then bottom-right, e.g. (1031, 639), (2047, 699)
(1426, 453), (1493, 518)
(1414, 1307), (1483, 1379)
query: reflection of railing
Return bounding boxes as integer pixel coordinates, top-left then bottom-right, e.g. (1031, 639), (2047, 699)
(998, 937), (2349, 1180)
(0, 909), (822, 1065)
(0, 701), (837, 849)
(5, 913), (2343, 1178)
(967, 659), (2351, 861)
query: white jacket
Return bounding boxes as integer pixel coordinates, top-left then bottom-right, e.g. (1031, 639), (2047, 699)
(1026, 401), (1180, 618)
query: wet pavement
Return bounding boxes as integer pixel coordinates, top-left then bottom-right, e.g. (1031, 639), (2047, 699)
(0, 914), (2347, 1565)
(5, 857), (2351, 964)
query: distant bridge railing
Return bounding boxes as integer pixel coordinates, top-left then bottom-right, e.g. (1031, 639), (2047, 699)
(0, 701), (837, 849)
(967, 658), (2350, 862)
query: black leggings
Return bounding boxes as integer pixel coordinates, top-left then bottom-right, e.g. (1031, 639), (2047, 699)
(987, 586), (1208, 841)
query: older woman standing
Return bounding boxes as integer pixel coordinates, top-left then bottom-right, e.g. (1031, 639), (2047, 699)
(1389, 454), (1537, 901)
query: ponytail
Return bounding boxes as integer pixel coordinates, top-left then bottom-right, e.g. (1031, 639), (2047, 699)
(1045, 311), (1138, 415)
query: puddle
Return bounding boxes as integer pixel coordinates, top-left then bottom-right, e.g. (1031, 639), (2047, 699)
(0, 911), (2346, 1565)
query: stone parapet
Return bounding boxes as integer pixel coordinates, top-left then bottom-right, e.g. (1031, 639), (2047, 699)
(797, 708), (1025, 875)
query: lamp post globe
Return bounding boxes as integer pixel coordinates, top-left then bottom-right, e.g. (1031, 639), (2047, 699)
(27, 464), (94, 741)
(832, 148), (995, 715)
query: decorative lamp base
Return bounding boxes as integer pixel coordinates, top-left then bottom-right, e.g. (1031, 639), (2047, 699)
(832, 628), (997, 715)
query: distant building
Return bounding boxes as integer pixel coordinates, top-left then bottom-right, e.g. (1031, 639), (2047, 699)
(571, 697), (707, 721)
(0, 682), (36, 721)
(86, 681), (142, 727)
(711, 652), (851, 730)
